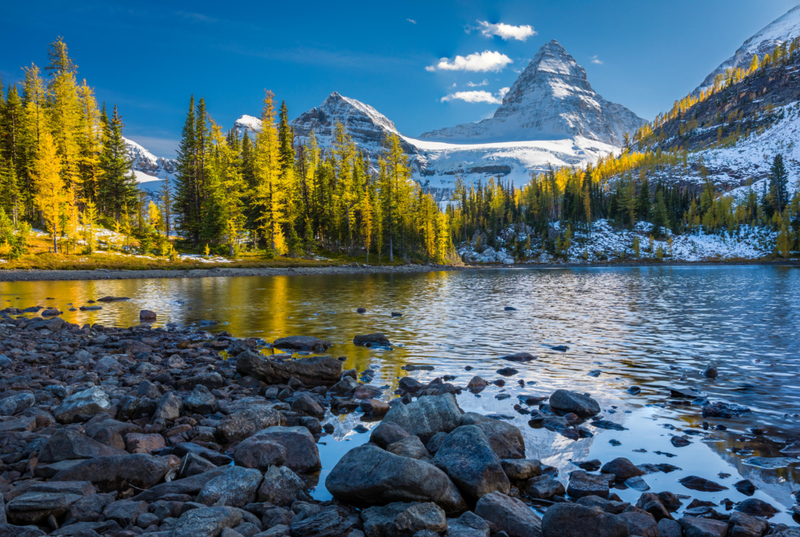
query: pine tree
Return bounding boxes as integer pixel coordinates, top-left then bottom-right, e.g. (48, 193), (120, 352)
(651, 190), (669, 238)
(636, 174), (651, 221)
(33, 131), (67, 252)
(766, 153), (789, 217)
(253, 91), (287, 255)
(98, 105), (137, 220)
(174, 96), (200, 243)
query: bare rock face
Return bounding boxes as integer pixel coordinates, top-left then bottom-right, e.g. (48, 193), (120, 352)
(235, 351), (342, 387)
(421, 40), (645, 146)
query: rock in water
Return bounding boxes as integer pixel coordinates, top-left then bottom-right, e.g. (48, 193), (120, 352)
(433, 425), (510, 502)
(246, 426), (321, 473)
(139, 310), (157, 321)
(325, 444), (466, 513)
(702, 364), (718, 378)
(474, 491), (543, 537)
(362, 502), (447, 536)
(353, 333), (392, 347)
(678, 517), (729, 537)
(600, 458), (644, 481)
(271, 335), (332, 352)
(549, 389), (601, 418)
(381, 393), (464, 442)
(460, 412), (526, 459)
(678, 475), (728, 492)
(235, 350), (342, 386)
(541, 502), (628, 537)
(567, 470), (610, 499)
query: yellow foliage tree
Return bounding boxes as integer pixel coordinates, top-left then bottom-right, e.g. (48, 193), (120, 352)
(34, 131), (67, 253)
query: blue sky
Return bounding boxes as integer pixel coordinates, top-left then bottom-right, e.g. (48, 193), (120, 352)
(1, 0), (798, 156)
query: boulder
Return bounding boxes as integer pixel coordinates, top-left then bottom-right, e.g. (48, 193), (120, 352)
(500, 353), (537, 363)
(679, 476), (728, 492)
(0, 392), (36, 416)
(288, 505), (355, 537)
(215, 405), (282, 443)
(549, 390), (601, 418)
(370, 422), (411, 448)
(567, 470), (610, 499)
(51, 454), (170, 492)
(728, 511), (769, 537)
(53, 386), (111, 423)
(387, 436), (431, 461)
(522, 475), (565, 500)
(460, 412), (525, 459)
(362, 502), (447, 537)
(501, 459), (542, 481)
(104, 499), (148, 526)
(325, 444), (466, 513)
(678, 517), (729, 537)
(433, 425), (510, 502)
(292, 393), (325, 418)
(636, 492), (672, 520)
(381, 393), (463, 442)
(353, 333), (392, 347)
(474, 492), (543, 537)
(542, 503), (628, 537)
(258, 466), (308, 506)
(600, 458), (643, 482)
(184, 385), (218, 414)
(658, 519), (683, 537)
(329, 376), (358, 397)
(271, 336), (332, 352)
(196, 466), (263, 508)
(139, 310), (157, 321)
(153, 391), (183, 422)
(247, 426), (320, 473)
(236, 351), (342, 386)
(446, 511), (491, 537)
(171, 506), (243, 537)
(124, 432), (167, 454)
(132, 467), (229, 502)
(39, 429), (127, 463)
(617, 511), (658, 537)
(234, 437), (287, 471)
(734, 498), (779, 518)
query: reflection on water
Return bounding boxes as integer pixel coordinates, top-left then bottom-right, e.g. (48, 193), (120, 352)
(2, 266), (799, 523)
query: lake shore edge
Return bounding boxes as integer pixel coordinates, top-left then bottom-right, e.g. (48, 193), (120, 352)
(1, 258), (798, 282)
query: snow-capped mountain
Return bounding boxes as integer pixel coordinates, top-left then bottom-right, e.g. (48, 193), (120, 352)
(696, 4), (800, 93)
(420, 40), (646, 146)
(124, 137), (176, 180)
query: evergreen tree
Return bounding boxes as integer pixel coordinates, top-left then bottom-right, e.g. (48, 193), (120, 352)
(636, 174), (651, 221)
(651, 190), (669, 238)
(97, 105), (136, 220)
(33, 131), (67, 252)
(174, 96), (200, 243)
(765, 153), (789, 218)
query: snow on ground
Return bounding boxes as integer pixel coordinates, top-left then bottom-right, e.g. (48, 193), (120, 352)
(457, 219), (783, 265)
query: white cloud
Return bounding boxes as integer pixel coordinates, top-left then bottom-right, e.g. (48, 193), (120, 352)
(467, 79), (489, 87)
(426, 51), (513, 73)
(590, 55), (604, 65)
(441, 87), (510, 104)
(477, 21), (536, 41)
(407, 18), (417, 24)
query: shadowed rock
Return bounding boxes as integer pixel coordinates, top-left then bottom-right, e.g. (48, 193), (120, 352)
(235, 351), (342, 386)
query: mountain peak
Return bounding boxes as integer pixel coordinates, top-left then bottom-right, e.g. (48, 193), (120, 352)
(696, 4), (800, 92)
(420, 40), (645, 145)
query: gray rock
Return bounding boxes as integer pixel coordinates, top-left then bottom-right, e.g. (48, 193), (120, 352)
(617, 511), (658, 537)
(103, 500), (147, 526)
(0, 392), (35, 416)
(636, 492), (672, 520)
(549, 390), (601, 418)
(387, 436), (431, 461)
(172, 506), (243, 537)
(215, 405), (282, 444)
(0, 354), (12, 369)
(657, 518), (682, 537)
(180, 452), (218, 478)
(600, 458), (643, 481)
(196, 466), (263, 508)
(353, 333), (392, 347)
(257, 466), (308, 506)
(382, 393), (463, 442)
(94, 356), (123, 375)
(362, 502), (447, 537)
(272, 335), (332, 352)
(7, 492), (83, 525)
(51, 454), (170, 492)
(567, 470), (610, 499)
(728, 511), (769, 537)
(292, 393), (325, 418)
(501, 459), (542, 481)
(474, 491), (543, 537)
(541, 502), (627, 537)
(328, 376), (358, 397)
(233, 437), (287, 472)
(132, 467), (229, 502)
(184, 385), (218, 414)
(460, 412), (525, 459)
(325, 444), (466, 513)
(446, 511), (491, 537)
(522, 475), (565, 500)
(39, 429), (127, 463)
(53, 386), (111, 423)
(236, 351), (342, 386)
(289, 505), (354, 537)
(140, 310), (157, 321)
(433, 425), (510, 502)
(153, 391), (183, 422)
(246, 426), (320, 473)
(734, 498), (779, 518)
(371, 421), (411, 448)
(678, 517), (729, 537)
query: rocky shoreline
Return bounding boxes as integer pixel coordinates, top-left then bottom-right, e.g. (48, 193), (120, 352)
(0, 308), (798, 537)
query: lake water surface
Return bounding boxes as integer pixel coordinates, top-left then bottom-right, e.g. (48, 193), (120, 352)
(2, 266), (799, 524)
